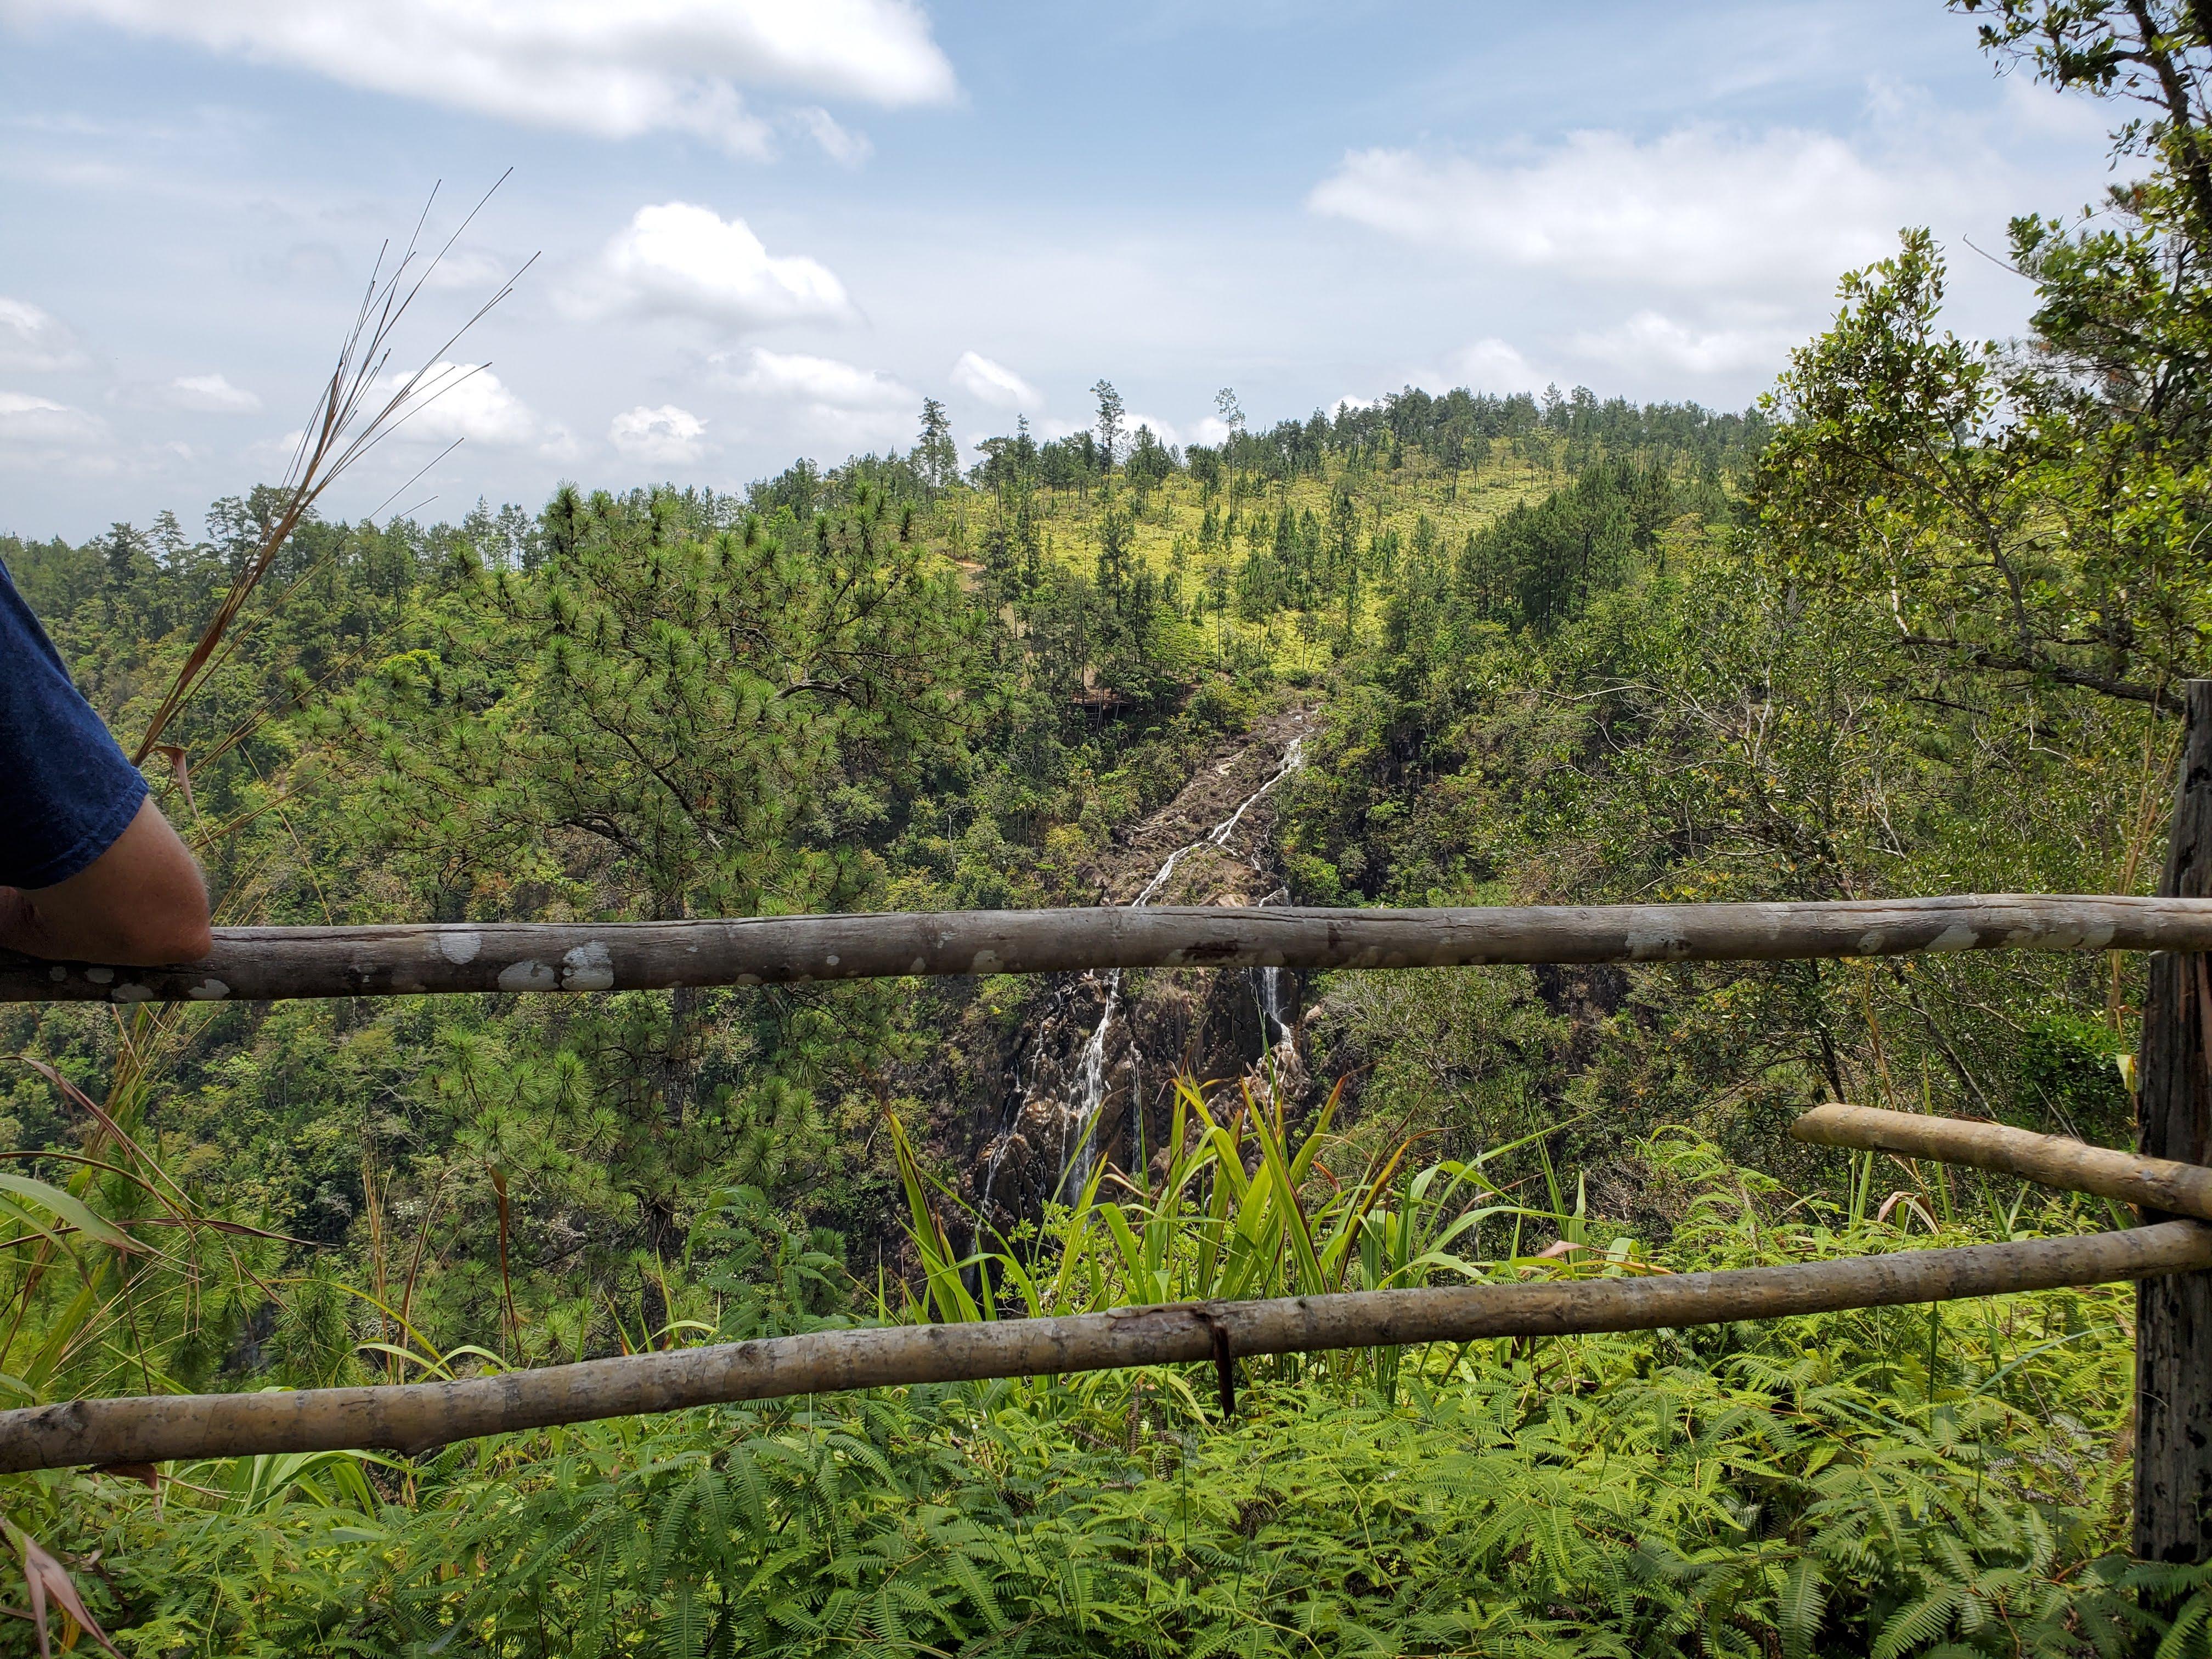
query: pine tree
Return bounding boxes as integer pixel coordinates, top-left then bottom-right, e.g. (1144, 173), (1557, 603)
(915, 398), (958, 492)
(1215, 386), (1245, 455)
(1091, 379), (1126, 474)
(1096, 496), (1136, 616)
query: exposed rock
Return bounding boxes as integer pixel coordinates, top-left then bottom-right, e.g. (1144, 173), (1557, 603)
(956, 708), (1316, 1237)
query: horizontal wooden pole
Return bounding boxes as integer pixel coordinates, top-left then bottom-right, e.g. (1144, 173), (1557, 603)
(3, 1221), (2204, 1472)
(1793, 1102), (2212, 1221)
(3, 894), (2207, 1005)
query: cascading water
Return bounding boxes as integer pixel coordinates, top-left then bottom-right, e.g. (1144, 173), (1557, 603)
(1060, 997), (1114, 1198)
(1248, 882), (1294, 1049)
(1254, 965), (1293, 1047)
(1055, 731), (1306, 1200)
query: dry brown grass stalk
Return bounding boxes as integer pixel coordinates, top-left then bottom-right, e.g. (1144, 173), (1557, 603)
(130, 174), (533, 769)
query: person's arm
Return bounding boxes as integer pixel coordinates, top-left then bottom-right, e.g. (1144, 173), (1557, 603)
(0, 556), (215, 965)
(0, 795), (211, 964)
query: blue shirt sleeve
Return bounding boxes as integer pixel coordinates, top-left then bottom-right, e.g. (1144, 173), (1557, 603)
(0, 558), (149, 889)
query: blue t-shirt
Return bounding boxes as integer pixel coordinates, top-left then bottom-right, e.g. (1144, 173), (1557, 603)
(0, 559), (148, 889)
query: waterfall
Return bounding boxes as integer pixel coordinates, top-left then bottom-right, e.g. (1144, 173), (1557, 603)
(1060, 994), (1113, 1197)
(1248, 881), (1295, 1049)
(1254, 964), (1292, 1047)
(1055, 731), (1306, 1200)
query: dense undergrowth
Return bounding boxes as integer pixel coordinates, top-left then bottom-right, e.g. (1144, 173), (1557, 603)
(19, 1127), (2179, 1658)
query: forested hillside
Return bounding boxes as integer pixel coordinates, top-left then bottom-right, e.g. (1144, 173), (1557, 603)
(0, 383), (1763, 1350)
(5, 3), (2212, 1654)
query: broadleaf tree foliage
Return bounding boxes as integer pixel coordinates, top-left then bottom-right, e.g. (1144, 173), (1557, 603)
(1760, 0), (2212, 711)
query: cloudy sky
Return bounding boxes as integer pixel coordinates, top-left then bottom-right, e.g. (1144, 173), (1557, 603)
(0, 1), (2126, 538)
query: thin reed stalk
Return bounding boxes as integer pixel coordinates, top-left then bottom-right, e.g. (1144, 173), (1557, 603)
(129, 176), (532, 768)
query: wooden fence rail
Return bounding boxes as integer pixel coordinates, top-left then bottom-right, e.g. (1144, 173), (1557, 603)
(1, 1219), (2204, 1474)
(5, 893), (2212, 1005)
(1793, 1103), (2212, 1220)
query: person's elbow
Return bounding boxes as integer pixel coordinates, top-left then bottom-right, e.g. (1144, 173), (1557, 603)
(112, 866), (213, 964)
(3, 797), (213, 966)
(163, 910), (215, 963)
(92, 807), (212, 964)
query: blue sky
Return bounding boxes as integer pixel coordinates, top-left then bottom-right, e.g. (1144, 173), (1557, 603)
(0, 1), (2126, 538)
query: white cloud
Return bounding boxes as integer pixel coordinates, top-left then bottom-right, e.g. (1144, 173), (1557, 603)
(571, 202), (850, 333)
(1308, 126), (1938, 297)
(1448, 337), (1546, 393)
(609, 403), (707, 467)
(1310, 111), (2053, 398)
(420, 246), (518, 294)
(949, 349), (1039, 410)
(162, 372), (261, 413)
(245, 363), (563, 476)
(1037, 409), (1184, 447)
(1568, 310), (1795, 377)
(5, 0), (955, 154)
(722, 346), (911, 408)
(789, 106), (872, 167)
(244, 427), (308, 470)
(0, 296), (88, 372)
(714, 346), (916, 452)
(374, 362), (548, 448)
(1996, 73), (2115, 148)
(538, 427), (584, 465)
(0, 390), (110, 463)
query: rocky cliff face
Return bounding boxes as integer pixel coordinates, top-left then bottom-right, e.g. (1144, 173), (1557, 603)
(952, 708), (1315, 1239)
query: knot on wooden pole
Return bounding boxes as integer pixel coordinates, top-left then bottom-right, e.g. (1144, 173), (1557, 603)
(1196, 1308), (1236, 1420)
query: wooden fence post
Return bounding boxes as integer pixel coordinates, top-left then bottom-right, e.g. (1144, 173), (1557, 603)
(2137, 679), (2212, 1571)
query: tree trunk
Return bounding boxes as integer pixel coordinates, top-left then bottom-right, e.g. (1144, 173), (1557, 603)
(2138, 680), (2212, 1572)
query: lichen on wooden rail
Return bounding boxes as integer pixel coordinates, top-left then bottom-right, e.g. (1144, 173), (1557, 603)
(1793, 1102), (2212, 1221)
(4, 893), (2209, 1005)
(1, 1221), (2204, 1474)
